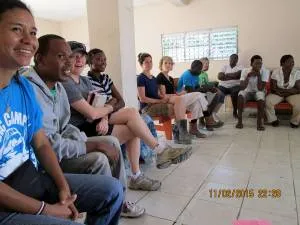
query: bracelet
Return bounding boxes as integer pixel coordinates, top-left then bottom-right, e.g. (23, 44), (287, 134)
(36, 201), (46, 215)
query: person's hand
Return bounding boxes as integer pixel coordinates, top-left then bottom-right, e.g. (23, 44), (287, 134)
(104, 104), (114, 113)
(161, 96), (170, 103)
(211, 87), (218, 93)
(43, 194), (78, 219)
(58, 189), (79, 220)
(107, 97), (117, 105)
(106, 98), (117, 110)
(248, 71), (260, 78)
(96, 142), (119, 161)
(96, 118), (109, 135)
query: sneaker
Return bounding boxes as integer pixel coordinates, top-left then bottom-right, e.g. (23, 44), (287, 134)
(128, 174), (161, 191)
(198, 127), (213, 136)
(271, 120), (280, 127)
(156, 145), (192, 169)
(290, 122), (299, 128)
(121, 201), (145, 218)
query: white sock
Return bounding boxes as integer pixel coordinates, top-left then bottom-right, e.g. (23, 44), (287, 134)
(153, 141), (167, 154)
(212, 112), (220, 122)
(132, 170), (141, 180)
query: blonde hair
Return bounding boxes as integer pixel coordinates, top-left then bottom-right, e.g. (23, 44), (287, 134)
(159, 56), (174, 71)
(199, 57), (209, 64)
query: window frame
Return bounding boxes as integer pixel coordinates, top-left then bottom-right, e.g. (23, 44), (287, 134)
(161, 26), (238, 62)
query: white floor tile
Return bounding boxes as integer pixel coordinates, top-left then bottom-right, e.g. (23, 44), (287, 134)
(196, 182), (246, 207)
(159, 173), (205, 197)
(177, 199), (239, 225)
(138, 191), (190, 221)
(120, 215), (173, 225)
(239, 208), (297, 225)
(133, 112), (300, 224)
(126, 190), (148, 203)
(242, 195), (297, 218)
(206, 166), (250, 185)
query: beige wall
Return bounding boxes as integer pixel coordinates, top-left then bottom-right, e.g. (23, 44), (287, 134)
(134, 0), (300, 80)
(35, 18), (61, 37)
(35, 16), (89, 46)
(60, 16), (89, 47)
(87, 0), (138, 107)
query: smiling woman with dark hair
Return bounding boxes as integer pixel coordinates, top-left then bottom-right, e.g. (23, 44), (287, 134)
(266, 55), (300, 128)
(0, 1), (125, 225)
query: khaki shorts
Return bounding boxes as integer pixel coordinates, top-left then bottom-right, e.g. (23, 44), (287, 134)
(142, 103), (173, 117)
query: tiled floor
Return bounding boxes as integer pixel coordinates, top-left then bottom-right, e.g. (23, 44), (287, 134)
(120, 112), (300, 225)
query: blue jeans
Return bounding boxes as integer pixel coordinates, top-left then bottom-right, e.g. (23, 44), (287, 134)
(0, 174), (123, 225)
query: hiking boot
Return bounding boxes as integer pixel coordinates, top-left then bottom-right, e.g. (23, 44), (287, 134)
(121, 201), (145, 218)
(173, 119), (192, 145)
(156, 145), (192, 169)
(189, 122), (207, 138)
(128, 174), (161, 191)
(204, 116), (215, 131)
(212, 120), (224, 128)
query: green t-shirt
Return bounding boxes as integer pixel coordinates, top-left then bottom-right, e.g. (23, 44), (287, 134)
(50, 87), (57, 97)
(199, 72), (209, 86)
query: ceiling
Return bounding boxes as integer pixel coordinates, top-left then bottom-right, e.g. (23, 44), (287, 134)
(23, 0), (164, 21)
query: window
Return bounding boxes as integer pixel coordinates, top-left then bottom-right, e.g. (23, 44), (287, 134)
(161, 27), (238, 62)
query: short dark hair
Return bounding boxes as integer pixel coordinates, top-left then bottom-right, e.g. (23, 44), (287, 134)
(87, 48), (104, 65)
(138, 52), (152, 65)
(34, 34), (65, 64)
(0, 0), (32, 21)
(230, 54), (238, 58)
(190, 60), (203, 75)
(280, 55), (293, 66)
(250, 55), (262, 64)
(191, 60), (202, 70)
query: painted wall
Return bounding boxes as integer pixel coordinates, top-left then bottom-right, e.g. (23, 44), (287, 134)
(134, 0), (300, 80)
(35, 18), (61, 37)
(60, 16), (89, 47)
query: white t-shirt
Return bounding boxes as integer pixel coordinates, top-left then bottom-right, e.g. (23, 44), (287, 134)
(219, 65), (244, 88)
(240, 67), (270, 92)
(271, 68), (300, 89)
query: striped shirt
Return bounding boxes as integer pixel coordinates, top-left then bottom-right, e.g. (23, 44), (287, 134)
(87, 71), (113, 100)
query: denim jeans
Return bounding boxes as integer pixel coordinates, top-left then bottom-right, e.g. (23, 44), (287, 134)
(60, 136), (127, 190)
(0, 174), (123, 225)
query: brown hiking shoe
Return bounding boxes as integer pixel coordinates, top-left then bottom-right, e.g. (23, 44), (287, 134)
(128, 174), (161, 191)
(156, 145), (192, 169)
(189, 122), (207, 138)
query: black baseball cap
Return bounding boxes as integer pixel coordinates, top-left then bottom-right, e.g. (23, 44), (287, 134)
(68, 41), (87, 55)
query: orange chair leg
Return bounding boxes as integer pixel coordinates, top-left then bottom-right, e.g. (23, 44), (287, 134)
(163, 119), (172, 140)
